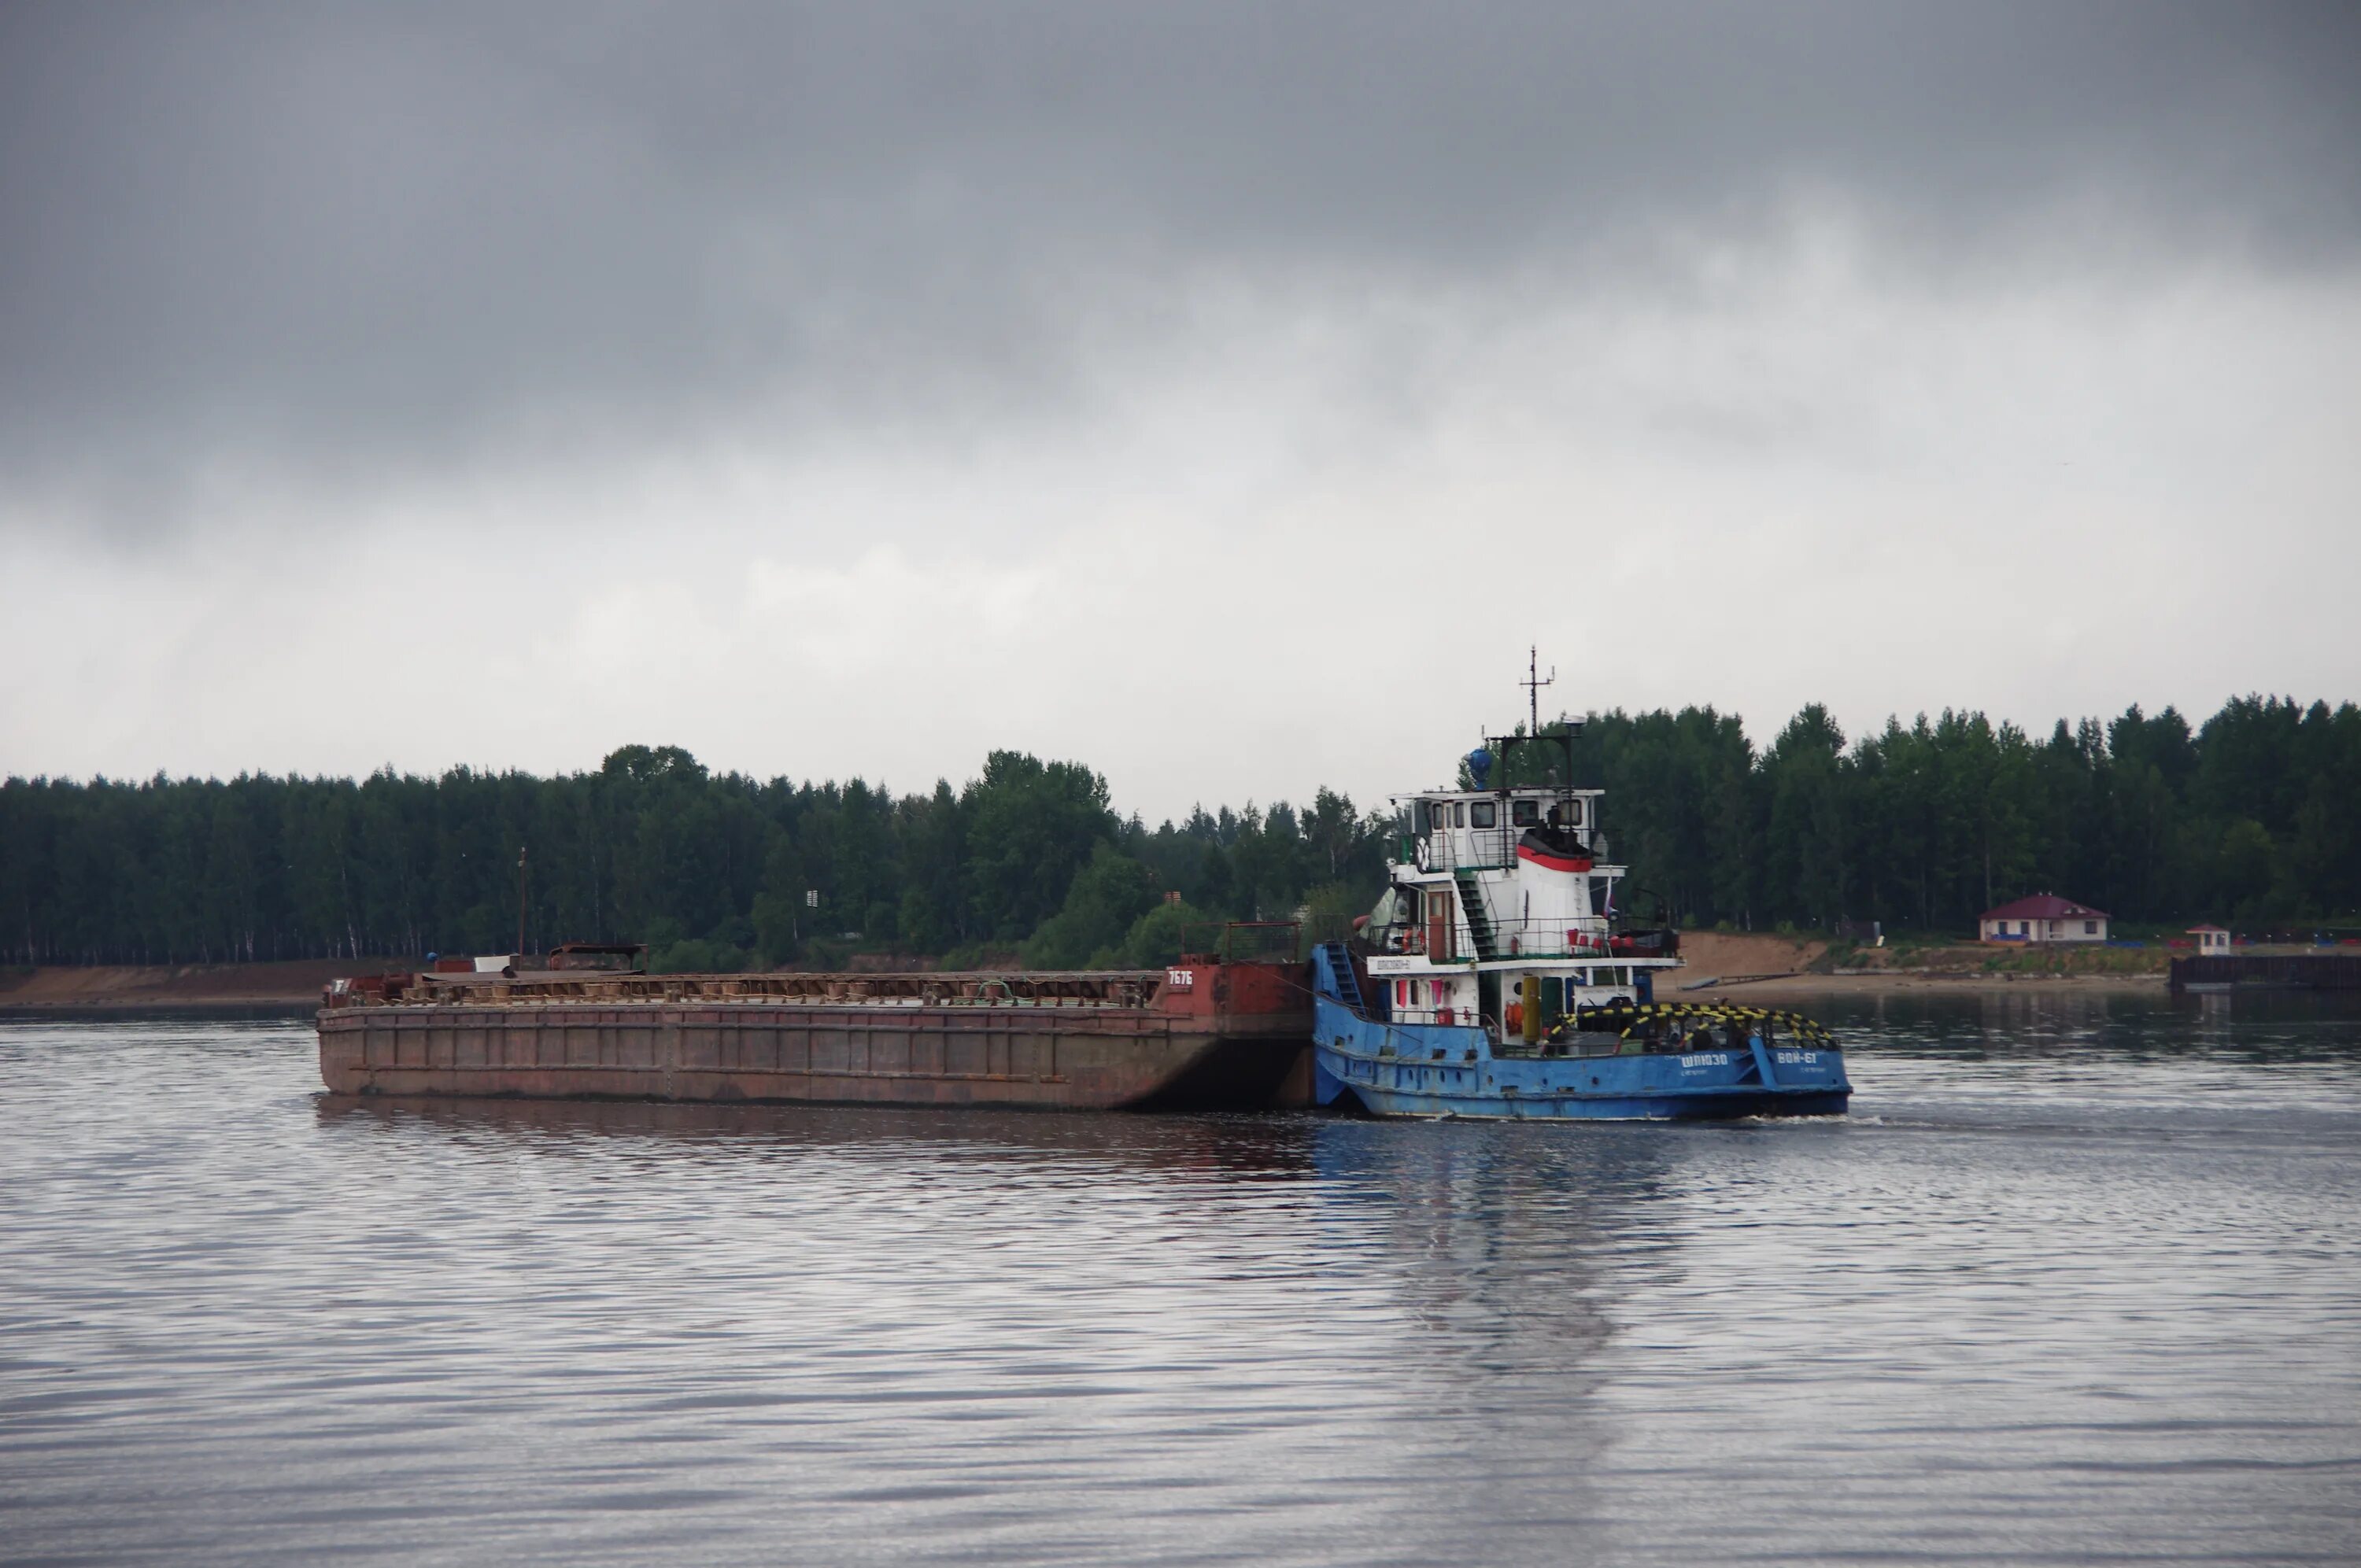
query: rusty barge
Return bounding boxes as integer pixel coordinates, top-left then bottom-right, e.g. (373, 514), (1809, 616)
(318, 935), (1314, 1112)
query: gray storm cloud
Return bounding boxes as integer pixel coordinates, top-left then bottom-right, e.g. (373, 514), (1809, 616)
(5, 3), (2359, 810)
(3, 1), (2357, 518)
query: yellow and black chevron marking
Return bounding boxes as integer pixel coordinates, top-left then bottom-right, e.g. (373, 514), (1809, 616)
(1545, 1001), (1836, 1047)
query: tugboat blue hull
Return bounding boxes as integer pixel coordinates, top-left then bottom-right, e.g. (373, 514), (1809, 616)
(1312, 994), (1849, 1121)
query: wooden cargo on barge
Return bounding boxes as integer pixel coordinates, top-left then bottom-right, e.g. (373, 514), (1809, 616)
(318, 954), (1314, 1112)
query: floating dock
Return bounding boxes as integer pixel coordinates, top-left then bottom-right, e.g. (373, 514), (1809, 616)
(2168, 954), (2361, 993)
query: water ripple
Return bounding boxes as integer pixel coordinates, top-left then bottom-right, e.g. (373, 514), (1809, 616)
(2, 995), (2358, 1564)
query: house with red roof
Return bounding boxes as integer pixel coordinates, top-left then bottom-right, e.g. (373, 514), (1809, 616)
(1979, 894), (2110, 944)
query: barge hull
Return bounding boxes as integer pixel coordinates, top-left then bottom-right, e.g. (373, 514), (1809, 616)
(319, 957), (1315, 1112)
(320, 1004), (1302, 1111)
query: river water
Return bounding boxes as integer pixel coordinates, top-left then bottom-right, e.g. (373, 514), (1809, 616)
(3, 994), (2357, 1566)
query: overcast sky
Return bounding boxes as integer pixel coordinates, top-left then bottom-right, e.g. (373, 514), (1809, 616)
(4, 2), (2356, 819)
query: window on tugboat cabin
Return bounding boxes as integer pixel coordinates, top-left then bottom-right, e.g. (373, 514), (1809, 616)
(1470, 800), (1497, 828)
(1453, 802), (1467, 828)
(1511, 799), (1539, 827)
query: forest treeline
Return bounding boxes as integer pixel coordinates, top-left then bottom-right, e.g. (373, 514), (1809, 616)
(1520, 695), (2361, 935)
(0, 745), (1387, 972)
(4, 694), (2356, 972)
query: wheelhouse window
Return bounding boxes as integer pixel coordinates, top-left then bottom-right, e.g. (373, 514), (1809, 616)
(1511, 799), (1539, 826)
(1453, 802), (1466, 828)
(1470, 800), (1497, 828)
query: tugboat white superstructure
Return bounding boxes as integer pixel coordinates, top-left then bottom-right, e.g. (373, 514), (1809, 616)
(1310, 666), (1850, 1120)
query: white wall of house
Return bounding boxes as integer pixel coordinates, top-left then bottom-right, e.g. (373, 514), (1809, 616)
(1979, 916), (2109, 943)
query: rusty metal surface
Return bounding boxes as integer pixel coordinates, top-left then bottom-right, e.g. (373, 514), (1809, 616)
(318, 961), (1314, 1112)
(327, 968), (1171, 1010)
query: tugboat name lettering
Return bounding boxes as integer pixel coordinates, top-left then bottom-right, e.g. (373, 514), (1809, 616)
(1680, 1052), (1731, 1068)
(1166, 968), (1194, 991)
(1776, 1050), (1820, 1064)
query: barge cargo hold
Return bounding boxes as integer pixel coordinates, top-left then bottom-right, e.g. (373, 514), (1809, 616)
(318, 957), (1314, 1112)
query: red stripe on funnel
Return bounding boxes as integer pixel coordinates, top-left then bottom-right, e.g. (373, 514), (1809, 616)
(1517, 843), (1594, 873)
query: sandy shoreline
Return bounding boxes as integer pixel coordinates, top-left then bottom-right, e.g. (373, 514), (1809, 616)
(0, 945), (2176, 1015)
(1675, 971), (2167, 999)
(1657, 932), (2170, 999)
(0, 960), (399, 1012)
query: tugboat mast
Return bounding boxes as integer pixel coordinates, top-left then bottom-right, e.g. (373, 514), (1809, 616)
(1492, 649), (1577, 788)
(1521, 644), (1554, 749)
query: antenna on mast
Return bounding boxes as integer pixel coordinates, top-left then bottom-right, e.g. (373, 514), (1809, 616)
(1521, 644), (1556, 740)
(1486, 648), (1580, 788)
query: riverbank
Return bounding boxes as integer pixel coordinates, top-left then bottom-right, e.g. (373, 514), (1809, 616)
(1667, 932), (2170, 998)
(2, 935), (2182, 1014)
(1696, 969), (2167, 999)
(0, 959), (404, 1011)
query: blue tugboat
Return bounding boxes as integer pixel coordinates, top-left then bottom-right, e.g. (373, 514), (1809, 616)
(1309, 680), (1850, 1120)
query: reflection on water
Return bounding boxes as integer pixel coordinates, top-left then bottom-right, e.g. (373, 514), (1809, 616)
(2, 995), (2358, 1565)
(317, 1090), (1328, 1180)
